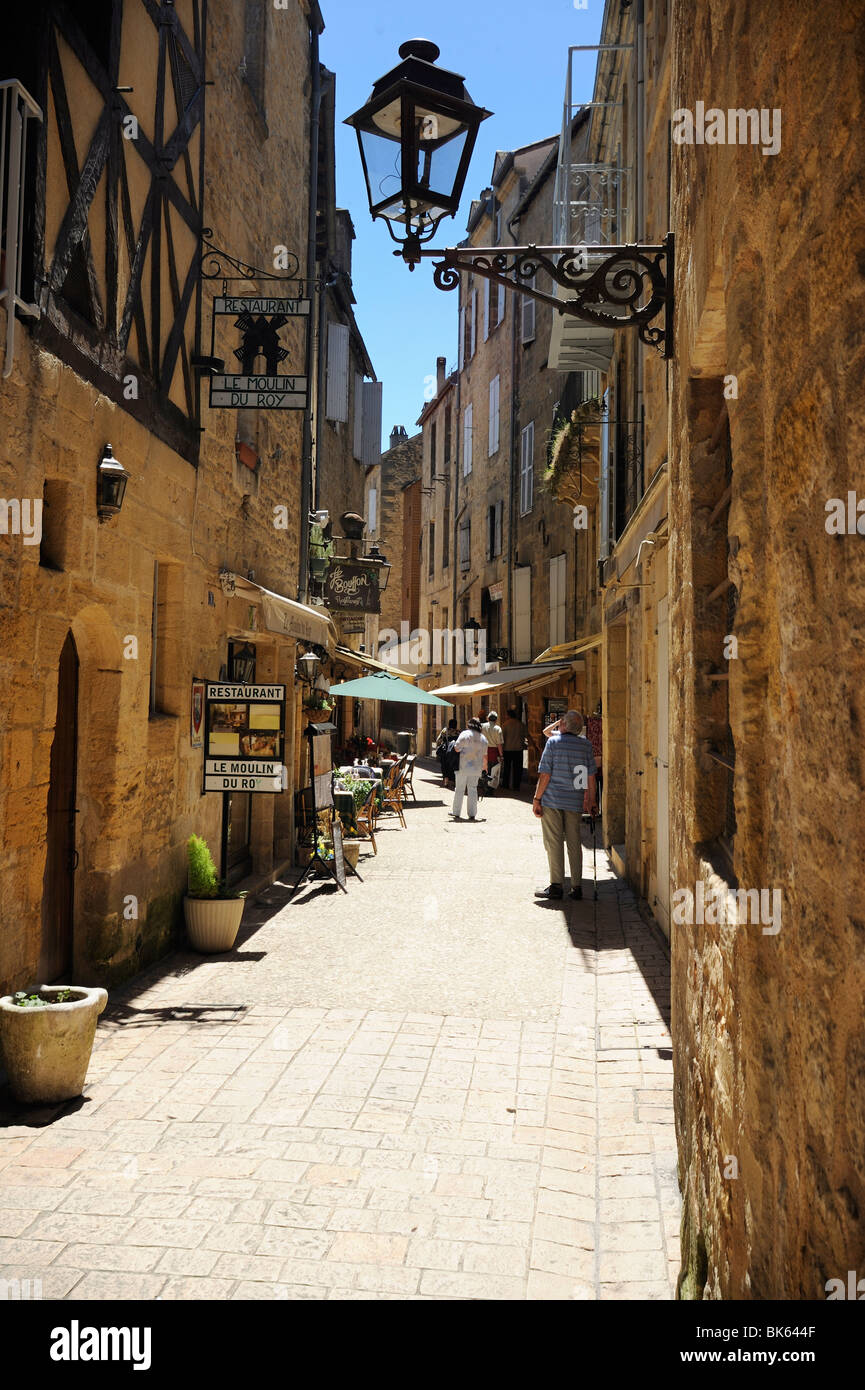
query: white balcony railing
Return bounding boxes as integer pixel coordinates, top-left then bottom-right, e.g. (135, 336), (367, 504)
(1, 79), (43, 378)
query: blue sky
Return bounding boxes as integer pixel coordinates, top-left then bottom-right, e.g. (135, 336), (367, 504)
(319, 0), (603, 445)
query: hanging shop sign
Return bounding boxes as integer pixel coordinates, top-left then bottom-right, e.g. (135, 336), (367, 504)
(203, 682), (286, 792)
(200, 237), (311, 410)
(324, 561), (381, 614)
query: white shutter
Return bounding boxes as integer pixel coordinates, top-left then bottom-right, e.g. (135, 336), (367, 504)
(514, 566), (532, 663)
(458, 305), (465, 371)
(352, 373), (364, 459)
(488, 375), (499, 454)
(326, 321), (349, 422)
(483, 278), (490, 340)
(361, 380), (383, 467)
(520, 421), (534, 514)
(521, 275), (536, 343)
(463, 403), (473, 475)
(470, 289), (477, 357)
(497, 279), (506, 324)
(550, 553), (566, 647)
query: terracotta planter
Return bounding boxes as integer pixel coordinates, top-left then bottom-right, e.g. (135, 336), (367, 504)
(0, 985), (108, 1104)
(183, 895), (244, 953)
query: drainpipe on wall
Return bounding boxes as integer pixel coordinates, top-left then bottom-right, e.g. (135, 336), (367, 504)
(452, 310), (461, 684)
(299, 5), (324, 603)
(505, 205), (520, 661)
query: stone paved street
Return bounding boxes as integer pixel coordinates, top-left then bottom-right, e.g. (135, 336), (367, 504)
(0, 763), (678, 1300)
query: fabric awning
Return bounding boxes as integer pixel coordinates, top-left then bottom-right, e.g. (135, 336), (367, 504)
(226, 574), (336, 649)
(430, 661), (577, 700)
(333, 645), (416, 682)
(532, 633), (603, 664)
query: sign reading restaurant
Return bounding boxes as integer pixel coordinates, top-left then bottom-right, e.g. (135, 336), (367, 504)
(208, 295), (310, 410)
(202, 682), (286, 793)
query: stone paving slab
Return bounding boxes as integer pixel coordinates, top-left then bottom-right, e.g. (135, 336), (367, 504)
(0, 764), (679, 1300)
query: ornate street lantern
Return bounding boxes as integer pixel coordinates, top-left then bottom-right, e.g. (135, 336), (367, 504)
(96, 444), (129, 522)
(363, 542), (391, 592)
(344, 39), (491, 265)
(297, 651), (321, 686)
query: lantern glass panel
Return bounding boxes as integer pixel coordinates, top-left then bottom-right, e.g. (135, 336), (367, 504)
(416, 124), (469, 205)
(359, 125), (404, 219)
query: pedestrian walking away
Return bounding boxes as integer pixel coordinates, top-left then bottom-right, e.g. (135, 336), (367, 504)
(436, 718), (458, 788)
(532, 709), (598, 900)
(500, 707), (528, 790)
(451, 717), (488, 820)
(482, 710), (504, 773)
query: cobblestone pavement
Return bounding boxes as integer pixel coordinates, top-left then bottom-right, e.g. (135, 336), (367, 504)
(0, 763), (679, 1300)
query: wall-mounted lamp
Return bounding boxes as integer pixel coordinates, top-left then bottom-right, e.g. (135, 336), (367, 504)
(97, 444), (129, 522)
(297, 651), (321, 686)
(363, 541), (391, 591)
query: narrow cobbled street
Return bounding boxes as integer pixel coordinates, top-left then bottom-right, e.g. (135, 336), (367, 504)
(0, 765), (677, 1301)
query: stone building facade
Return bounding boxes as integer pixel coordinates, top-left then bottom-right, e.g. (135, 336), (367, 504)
(0, 0), (339, 991)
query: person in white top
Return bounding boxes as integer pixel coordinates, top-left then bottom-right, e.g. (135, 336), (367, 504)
(451, 718), (488, 820)
(481, 710), (504, 770)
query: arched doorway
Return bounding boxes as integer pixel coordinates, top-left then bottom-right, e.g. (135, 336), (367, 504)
(39, 630), (79, 981)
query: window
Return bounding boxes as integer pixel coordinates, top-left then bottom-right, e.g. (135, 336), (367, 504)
(325, 322), (349, 422)
(39, 480), (67, 571)
(429, 420), (437, 483)
(443, 484), (451, 568)
(149, 560), (181, 717)
(520, 421), (534, 514)
(484, 275), (505, 337)
(428, 522), (435, 578)
(463, 404), (473, 475)
(469, 288), (477, 358)
(513, 566), (532, 663)
(521, 274), (537, 344)
(459, 519), (471, 572)
(458, 305), (465, 371)
(487, 500), (503, 560)
(444, 403), (452, 464)
(367, 486), (377, 534)
(488, 375), (500, 454)
(493, 200), (502, 243)
(549, 553), (567, 647)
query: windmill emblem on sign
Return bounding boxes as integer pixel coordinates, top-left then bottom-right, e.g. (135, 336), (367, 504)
(233, 313), (290, 375)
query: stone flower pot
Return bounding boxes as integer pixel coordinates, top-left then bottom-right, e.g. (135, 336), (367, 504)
(0, 985), (108, 1104)
(343, 840), (361, 868)
(183, 895), (245, 953)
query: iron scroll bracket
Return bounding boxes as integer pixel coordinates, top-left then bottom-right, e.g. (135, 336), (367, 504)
(403, 234), (674, 358)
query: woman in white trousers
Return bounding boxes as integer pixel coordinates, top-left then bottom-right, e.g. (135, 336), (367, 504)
(451, 718), (488, 820)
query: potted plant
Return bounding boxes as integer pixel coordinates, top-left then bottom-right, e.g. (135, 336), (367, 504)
(0, 984), (108, 1104)
(308, 522), (333, 580)
(183, 834), (246, 953)
(544, 397), (603, 506)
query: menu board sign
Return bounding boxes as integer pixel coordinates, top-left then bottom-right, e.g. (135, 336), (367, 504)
(203, 683), (286, 793)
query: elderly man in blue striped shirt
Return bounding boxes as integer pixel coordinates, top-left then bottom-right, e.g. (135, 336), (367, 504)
(533, 709), (598, 901)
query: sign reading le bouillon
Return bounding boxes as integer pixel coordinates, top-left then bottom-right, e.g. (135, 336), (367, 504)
(324, 561), (381, 614)
(209, 296), (310, 409)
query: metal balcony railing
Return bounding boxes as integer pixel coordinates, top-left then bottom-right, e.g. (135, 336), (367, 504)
(1, 79), (43, 378)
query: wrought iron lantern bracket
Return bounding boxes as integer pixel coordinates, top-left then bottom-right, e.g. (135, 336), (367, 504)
(199, 230), (321, 295)
(403, 234), (674, 357)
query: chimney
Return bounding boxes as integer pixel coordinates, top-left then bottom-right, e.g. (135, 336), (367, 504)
(436, 356), (446, 393)
(389, 424), (408, 449)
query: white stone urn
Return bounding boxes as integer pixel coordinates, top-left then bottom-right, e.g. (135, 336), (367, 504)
(183, 895), (245, 953)
(0, 985), (108, 1104)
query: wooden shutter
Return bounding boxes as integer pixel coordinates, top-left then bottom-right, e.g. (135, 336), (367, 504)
(520, 421), (534, 514)
(550, 553), (566, 647)
(353, 373), (364, 459)
(361, 380), (382, 467)
(521, 276), (536, 343)
(463, 403), (473, 474)
(483, 278), (490, 340)
(497, 279), (506, 325)
(514, 566), (532, 663)
(326, 322), (349, 422)
(458, 305), (465, 371)
(470, 289), (477, 357)
(488, 376), (499, 454)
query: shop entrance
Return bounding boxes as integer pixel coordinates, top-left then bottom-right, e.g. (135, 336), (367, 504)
(39, 631), (79, 981)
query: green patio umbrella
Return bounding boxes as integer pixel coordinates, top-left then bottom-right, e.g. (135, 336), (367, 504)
(326, 670), (452, 755)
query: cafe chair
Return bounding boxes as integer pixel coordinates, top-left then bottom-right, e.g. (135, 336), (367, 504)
(401, 755), (417, 802)
(355, 784), (379, 855)
(378, 762), (407, 828)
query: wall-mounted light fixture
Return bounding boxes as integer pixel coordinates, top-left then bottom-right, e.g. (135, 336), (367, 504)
(97, 444), (129, 522)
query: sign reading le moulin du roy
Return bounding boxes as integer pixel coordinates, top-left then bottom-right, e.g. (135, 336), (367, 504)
(324, 561), (381, 614)
(203, 682), (286, 793)
(209, 296), (310, 410)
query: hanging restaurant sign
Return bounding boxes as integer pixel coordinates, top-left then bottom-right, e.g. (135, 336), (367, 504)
(203, 682), (286, 792)
(323, 561), (381, 615)
(200, 234), (311, 410)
